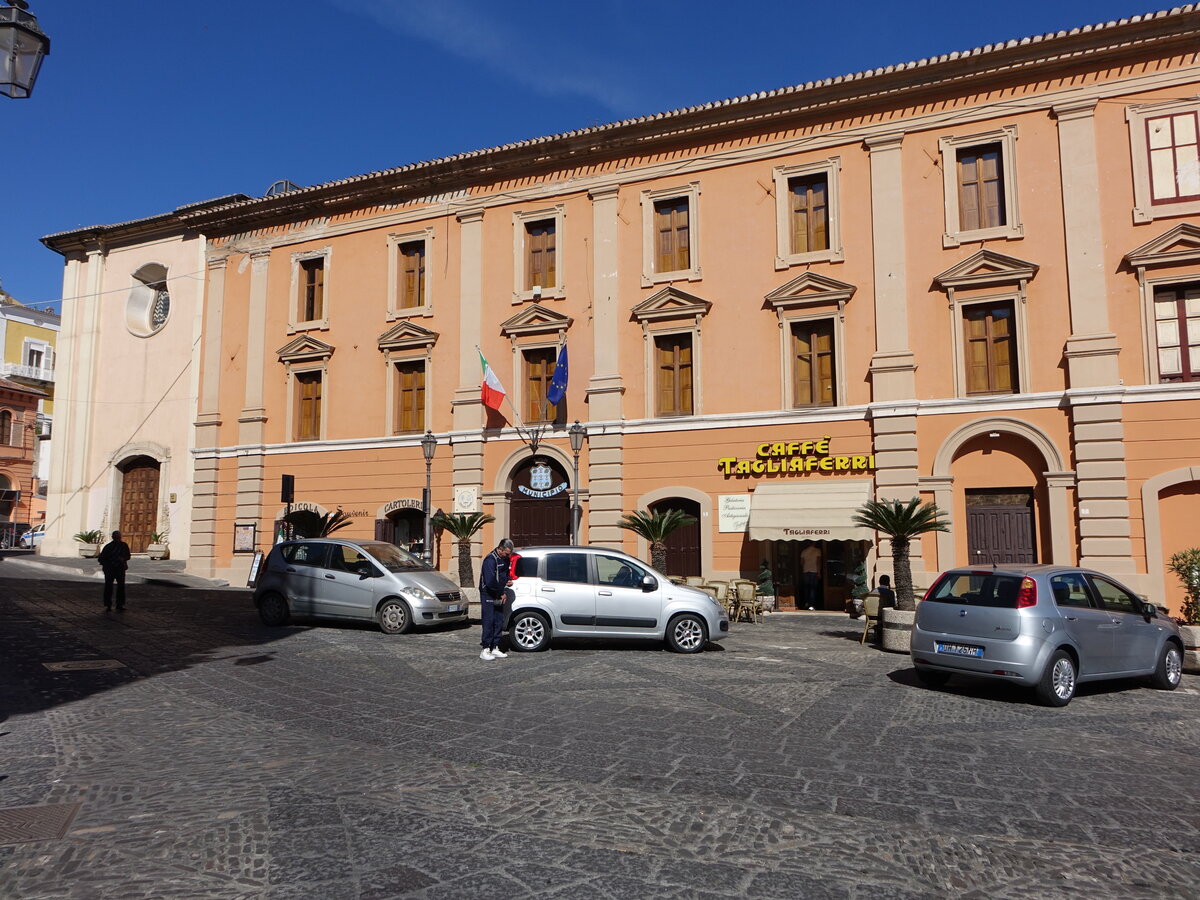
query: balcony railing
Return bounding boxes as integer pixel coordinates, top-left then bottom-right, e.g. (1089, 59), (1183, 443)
(0, 362), (55, 382)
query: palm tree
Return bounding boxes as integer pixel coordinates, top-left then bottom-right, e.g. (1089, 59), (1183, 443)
(852, 497), (950, 611)
(431, 511), (495, 587)
(317, 507), (354, 537)
(617, 508), (697, 573)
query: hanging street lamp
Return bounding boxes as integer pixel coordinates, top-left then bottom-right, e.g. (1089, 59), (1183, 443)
(0, 2), (49, 99)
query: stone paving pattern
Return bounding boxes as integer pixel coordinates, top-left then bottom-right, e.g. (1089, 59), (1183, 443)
(1, 574), (1198, 898)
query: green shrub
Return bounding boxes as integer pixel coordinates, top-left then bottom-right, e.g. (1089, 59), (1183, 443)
(73, 529), (104, 544)
(1167, 548), (1200, 625)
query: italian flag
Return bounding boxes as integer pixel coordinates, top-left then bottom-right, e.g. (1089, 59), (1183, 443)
(478, 350), (507, 411)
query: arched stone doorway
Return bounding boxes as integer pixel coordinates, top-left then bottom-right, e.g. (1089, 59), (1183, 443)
(649, 496), (701, 576)
(509, 457), (571, 547)
(118, 455), (161, 553)
(1141, 467), (1200, 616)
(384, 509), (426, 553)
(270, 502), (330, 542)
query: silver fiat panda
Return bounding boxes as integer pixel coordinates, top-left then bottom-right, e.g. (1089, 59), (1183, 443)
(252, 539), (468, 634)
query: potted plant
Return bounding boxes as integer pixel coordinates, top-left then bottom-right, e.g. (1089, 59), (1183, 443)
(73, 529), (104, 558)
(146, 531), (169, 560)
(1167, 548), (1200, 674)
(846, 562), (869, 619)
(852, 497), (950, 653)
(616, 508), (697, 573)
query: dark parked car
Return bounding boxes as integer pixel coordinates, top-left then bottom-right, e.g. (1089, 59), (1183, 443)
(911, 565), (1184, 706)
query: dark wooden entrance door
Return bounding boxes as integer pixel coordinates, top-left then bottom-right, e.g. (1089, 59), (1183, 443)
(119, 457), (160, 553)
(509, 458), (571, 548)
(966, 490), (1036, 565)
(650, 497), (701, 577)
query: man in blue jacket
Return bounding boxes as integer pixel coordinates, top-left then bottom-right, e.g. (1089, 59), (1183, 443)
(478, 538), (514, 660)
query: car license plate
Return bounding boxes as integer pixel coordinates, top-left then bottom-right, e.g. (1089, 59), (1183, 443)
(446, 604), (462, 613)
(936, 642), (983, 658)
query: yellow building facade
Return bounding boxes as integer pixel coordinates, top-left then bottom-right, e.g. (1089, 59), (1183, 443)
(46, 9), (1200, 613)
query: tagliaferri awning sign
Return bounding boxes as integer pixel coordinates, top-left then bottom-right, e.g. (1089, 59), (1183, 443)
(718, 437), (875, 477)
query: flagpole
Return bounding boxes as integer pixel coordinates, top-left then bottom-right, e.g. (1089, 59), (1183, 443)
(477, 344), (544, 453)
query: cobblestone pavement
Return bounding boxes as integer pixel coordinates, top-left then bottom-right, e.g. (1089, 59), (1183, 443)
(1, 576), (1198, 899)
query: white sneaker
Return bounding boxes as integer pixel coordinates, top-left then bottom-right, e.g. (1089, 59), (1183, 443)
(491, 648), (508, 659)
(479, 649), (494, 661)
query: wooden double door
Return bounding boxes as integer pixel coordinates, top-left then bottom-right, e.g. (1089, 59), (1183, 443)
(119, 457), (160, 553)
(509, 458), (571, 548)
(966, 489), (1037, 565)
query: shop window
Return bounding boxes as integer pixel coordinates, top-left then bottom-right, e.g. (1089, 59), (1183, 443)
(294, 370), (323, 441)
(393, 360), (425, 433)
(791, 318), (836, 407)
(939, 127), (1021, 247)
(962, 301), (1018, 395)
(655, 333), (693, 417)
(524, 346), (560, 424)
(1153, 282), (1200, 383)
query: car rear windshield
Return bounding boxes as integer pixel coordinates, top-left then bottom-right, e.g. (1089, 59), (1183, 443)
(926, 572), (1026, 608)
(361, 542), (430, 572)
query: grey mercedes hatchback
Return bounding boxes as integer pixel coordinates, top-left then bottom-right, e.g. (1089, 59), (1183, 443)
(911, 565), (1184, 706)
(252, 539), (468, 634)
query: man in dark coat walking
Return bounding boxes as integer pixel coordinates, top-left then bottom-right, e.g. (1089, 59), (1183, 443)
(98, 530), (131, 610)
(478, 538), (514, 660)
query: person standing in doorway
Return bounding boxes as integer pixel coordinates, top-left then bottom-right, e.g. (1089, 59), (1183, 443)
(98, 530), (131, 611)
(478, 538), (514, 660)
(800, 543), (822, 610)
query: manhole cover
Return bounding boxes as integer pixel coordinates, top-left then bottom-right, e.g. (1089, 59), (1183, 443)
(0, 803), (80, 844)
(42, 660), (126, 672)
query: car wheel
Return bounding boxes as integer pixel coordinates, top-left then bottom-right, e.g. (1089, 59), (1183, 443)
(666, 613), (707, 654)
(510, 610), (550, 652)
(1034, 649), (1076, 707)
(1149, 642), (1183, 691)
(915, 667), (951, 689)
(378, 599), (413, 635)
(258, 592), (290, 627)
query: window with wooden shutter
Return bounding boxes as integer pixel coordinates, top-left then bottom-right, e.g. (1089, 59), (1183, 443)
(1153, 283), (1200, 382)
(0, 410), (13, 445)
(791, 319), (836, 407)
(398, 241), (425, 309)
(393, 361), (425, 433)
(300, 258), (325, 322)
(524, 347), (557, 423)
(957, 144), (1006, 232)
(654, 198), (690, 274)
(788, 175), (829, 255)
(525, 220), (557, 290)
(962, 301), (1017, 395)
(1147, 112), (1200, 204)
(654, 333), (693, 416)
(295, 371), (323, 440)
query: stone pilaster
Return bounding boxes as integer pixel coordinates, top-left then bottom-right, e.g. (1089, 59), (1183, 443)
(189, 254), (228, 577)
(869, 404), (925, 579)
(586, 186), (625, 422)
(453, 210), (487, 576)
(586, 431), (624, 547)
(1070, 397), (1135, 574)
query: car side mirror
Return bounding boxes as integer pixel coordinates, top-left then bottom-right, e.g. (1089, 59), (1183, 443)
(641, 575), (657, 592)
(1140, 600), (1157, 618)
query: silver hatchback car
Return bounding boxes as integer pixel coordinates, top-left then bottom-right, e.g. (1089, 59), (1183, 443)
(911, 565), (1184, 706)
(505, 546), (729, 653)
(252, 539), (468, 634)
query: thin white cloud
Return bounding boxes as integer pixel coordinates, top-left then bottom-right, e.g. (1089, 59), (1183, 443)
(326, 0), (643, 114)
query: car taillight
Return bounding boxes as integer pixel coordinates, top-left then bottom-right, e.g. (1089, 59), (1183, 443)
(920, 576), (945, 603)
(1016, 577), (1037, 608)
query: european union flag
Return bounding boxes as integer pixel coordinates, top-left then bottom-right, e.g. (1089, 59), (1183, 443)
(546, 344), (568, 406)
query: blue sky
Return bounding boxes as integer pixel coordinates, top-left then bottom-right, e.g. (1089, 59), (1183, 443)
(3, 0), (1158, 310)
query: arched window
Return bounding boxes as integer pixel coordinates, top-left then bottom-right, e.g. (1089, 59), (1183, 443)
(0, 409), (14, 445)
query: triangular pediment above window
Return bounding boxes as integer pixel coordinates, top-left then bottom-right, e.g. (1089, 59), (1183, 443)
(764, 272), (856, 312)
(276, 335), (334, 364)
(377, 320), (439, 352)
(933, 250), (1038, 290)
(1124, 223), (1200, 269)
(499, 304), (573, 338)
(630, 287), (712, 323)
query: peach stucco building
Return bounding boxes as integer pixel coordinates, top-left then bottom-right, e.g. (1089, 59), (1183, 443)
(44, 7), (1200, 613)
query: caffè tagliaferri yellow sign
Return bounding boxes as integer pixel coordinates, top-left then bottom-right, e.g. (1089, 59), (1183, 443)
(718, 437), (876, 476)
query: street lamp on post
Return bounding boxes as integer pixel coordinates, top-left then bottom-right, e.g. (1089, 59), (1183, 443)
(420, 431), (437, 562)
(0, 2), (50, 99)
(568, 420), (586, 545)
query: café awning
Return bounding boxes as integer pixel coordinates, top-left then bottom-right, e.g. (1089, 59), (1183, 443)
(747, 480), (874, 542)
